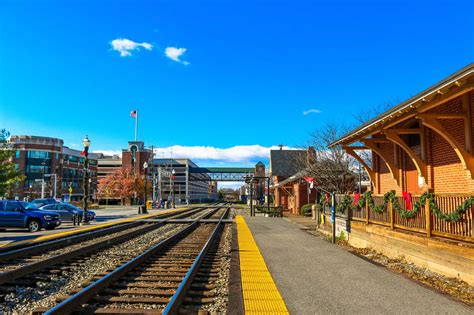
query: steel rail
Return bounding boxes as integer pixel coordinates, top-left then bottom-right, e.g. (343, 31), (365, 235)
(44, 206), (224, 315)
(162, 207), (230, 314)
(0, 207), (208, 286)
(0, 207), (196, 257)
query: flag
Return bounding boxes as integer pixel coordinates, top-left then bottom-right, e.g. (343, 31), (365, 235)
(353, 193), (361, 206)
(304, 177), (314, 189)
(402, 192), (412, 211)
(130, 110), (137, 118)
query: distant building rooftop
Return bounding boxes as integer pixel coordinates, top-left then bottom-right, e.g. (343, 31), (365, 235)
(269, 149), (307, 178)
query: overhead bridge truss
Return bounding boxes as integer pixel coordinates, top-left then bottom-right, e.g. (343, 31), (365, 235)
(189, 167), (255, 181)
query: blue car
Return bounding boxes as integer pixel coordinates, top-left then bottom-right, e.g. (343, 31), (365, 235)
(0, 200), (61, 232)
(31, 198), (58, 208)
(40, 203), (96, 222)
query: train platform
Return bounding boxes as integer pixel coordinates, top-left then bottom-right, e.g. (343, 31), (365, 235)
(240, 216), (472, 314)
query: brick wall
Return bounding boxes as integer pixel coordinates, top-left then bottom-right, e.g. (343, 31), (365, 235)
(374, 91), (474, 195)
(427, 93), (474, 193)
(374, 142), (400, 194)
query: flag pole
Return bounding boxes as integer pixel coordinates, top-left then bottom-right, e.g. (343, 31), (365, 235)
(135, 110), (138, 141)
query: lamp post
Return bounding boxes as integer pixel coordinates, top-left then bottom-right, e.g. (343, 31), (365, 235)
(143, 161), (148, 213)
(171, 169), (176, 208)
(41, 160), (46, 198)
(81, 135), (91, 225)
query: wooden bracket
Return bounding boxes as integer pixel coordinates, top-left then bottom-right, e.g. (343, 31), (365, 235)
(342, 146), (375, 184)
(362, 141), (400, 185)
(420, 115), (474, 179)
(384, 130), (428, 184)
(462, 93), (472, 153)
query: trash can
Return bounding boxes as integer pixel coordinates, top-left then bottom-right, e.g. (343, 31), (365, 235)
(146, 201), (153, 210)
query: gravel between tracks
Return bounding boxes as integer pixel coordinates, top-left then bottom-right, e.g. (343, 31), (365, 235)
(1, 209), (212, 314)
(203, 224), (232, 313)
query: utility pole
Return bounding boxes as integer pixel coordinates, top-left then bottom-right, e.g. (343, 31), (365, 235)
(358, 161), (362, 193)
(41, 179), (45, 199)
(152, 173), (156, 202)
(158, 166), (162, 205)
(41, 159), (46, 198)
(267, 177), (270, 212)
(44, 174), (57, 199)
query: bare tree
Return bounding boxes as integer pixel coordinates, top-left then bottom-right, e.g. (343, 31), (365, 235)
(296, 122), (357, 193)
(351, 99), (401, 174)
(352, 99), (400, 125)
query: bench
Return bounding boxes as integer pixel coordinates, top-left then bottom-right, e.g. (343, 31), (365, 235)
(255, 205), (283, 217)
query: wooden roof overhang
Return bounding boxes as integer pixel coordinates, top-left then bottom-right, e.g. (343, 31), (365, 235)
(330, 63), (474, 148)
(331, 63), (474, 186)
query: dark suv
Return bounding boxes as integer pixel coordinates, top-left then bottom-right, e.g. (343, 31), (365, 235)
(0, 200), (61, 232)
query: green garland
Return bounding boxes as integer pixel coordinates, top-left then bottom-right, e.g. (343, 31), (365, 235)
(316, 194), (333, 212)
(335, 191), (388, 214)
(418, 192), (474, 222)
(384, 190), (420, 219)
(335, 190), (472, 222)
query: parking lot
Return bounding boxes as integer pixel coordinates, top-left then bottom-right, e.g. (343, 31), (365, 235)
(0, 205), (176, 247)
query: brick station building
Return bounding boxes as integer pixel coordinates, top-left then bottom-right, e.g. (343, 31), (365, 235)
(332, 63), (474, 195)
(327, 64), (474, 284)
(270, 148), (317, 214)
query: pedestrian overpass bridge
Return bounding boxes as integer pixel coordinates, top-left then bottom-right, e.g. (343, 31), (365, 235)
(189, 167), (255, 181)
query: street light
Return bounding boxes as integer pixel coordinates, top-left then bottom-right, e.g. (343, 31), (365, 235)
(81, 135), (91, 225)
(171, 169), (176, 208)
(143, 161), (148, 214)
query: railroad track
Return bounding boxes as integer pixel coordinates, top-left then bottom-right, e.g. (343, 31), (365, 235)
(0, 206), (229, 313)
(0, 207), (214, 287)
(40, 207), (231, 314)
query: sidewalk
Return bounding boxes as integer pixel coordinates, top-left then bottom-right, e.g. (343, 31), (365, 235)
(244, 216), (472, 314)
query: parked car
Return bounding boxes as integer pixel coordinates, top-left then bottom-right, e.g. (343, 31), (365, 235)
(20, 201), (39, 210)
(40, 203), (96, 222)
(0, 200), (61, 232)
(31, 198), (58, 208)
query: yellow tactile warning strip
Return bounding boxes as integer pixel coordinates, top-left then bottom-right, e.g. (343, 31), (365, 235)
(0, 208), (188, 249)
(236, 215), (289, 314)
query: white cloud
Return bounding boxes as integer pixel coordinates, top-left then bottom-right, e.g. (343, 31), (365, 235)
(93, 150), (122, 157)
(165, 47), (189, 65)
(303, 109), (321, 115)
(110, 38), (153, 57)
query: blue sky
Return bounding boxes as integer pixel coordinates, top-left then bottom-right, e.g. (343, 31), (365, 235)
(1, 0), (473, 168)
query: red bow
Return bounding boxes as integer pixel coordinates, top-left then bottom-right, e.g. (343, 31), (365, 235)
(304, 177), (314, 183)
(402, 192), (412, 211)
(353, 193), (360, 206)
